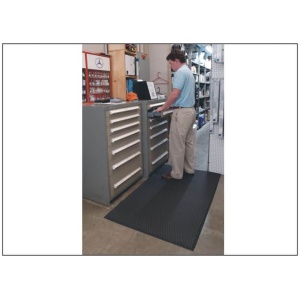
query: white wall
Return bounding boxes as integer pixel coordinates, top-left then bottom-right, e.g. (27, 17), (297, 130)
(82, 44), (106, 54)
(148, 44), (172, 96)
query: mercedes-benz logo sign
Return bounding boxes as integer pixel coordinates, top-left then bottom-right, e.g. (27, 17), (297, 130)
(95, 57), (104, 69)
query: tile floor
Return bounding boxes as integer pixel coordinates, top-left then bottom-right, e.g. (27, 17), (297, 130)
(82, 123), (224, 255)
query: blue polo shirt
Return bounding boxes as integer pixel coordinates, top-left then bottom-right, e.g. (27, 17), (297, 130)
(172, 64), (195, 107)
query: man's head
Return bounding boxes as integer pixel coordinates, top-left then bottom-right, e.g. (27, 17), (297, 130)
(166, 49), (186, 72)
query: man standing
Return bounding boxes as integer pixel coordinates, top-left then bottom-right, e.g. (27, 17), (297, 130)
(156, 49), (196, 180)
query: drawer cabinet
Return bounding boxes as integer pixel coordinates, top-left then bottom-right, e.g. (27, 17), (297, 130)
(83, 102), (142, 205)
(140, 99), (172, 178)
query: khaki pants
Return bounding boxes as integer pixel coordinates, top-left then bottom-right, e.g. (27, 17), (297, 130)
(169, 108), (196, 179)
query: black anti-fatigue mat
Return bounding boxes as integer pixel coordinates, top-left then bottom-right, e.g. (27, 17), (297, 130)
(104, 164), (221, 251)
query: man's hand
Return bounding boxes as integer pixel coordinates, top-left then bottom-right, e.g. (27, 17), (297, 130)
(155, 106), (163, 112)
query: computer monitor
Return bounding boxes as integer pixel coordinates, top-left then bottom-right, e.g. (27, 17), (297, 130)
(133, 80), (157, 100)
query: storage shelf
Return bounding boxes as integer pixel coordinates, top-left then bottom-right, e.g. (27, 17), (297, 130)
(191, 60), (205, 67)
(82, 52), (111, 103)
(190, 44), (211, 127)
(108, 44), (138, 100)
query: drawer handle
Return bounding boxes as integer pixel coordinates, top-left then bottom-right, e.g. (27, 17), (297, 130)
(110, 114), (139, 124)
(150, 138), (168, 150)
(113, 167), (141, 189)
(162, 109), (173, 115)
(148, 102), (165, 108)
(149, 120), (168, 130)
(111, 129), (140, 143)
(150, 128), (168, 139)
(112, 151), (141, 170)
(111, 121), (140, 133)
(112, 139), (140, 155)
(151, 151), (168, 165)
(110, 106), (140, 114)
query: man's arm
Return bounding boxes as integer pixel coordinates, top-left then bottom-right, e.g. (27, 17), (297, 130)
(155, 88), (180, 112)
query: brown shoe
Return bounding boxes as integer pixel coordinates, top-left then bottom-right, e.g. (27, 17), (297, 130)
(184, 171), (194, 176)
(162, 172), (176, 180)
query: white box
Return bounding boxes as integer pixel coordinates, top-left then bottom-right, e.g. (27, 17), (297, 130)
(125, 55), (136, 76)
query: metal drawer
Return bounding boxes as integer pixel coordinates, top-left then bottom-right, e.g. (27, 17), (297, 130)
(107, 106), (140, 125)
(146, 102), (166, 110)
(148, 119), (168, 130)
(107, 115), (141, 134)
(149, 129), (169, 148)
(149, 150), (169, 173)
(149, 126), (168, 138)
(109, 120), (140, 135)
(107, 127), (141, 148)
(109, 154), (142, 198)
(106, 106), (141, 152)
(150, 136), (169, 162)
(108, 141), (141, 165)
(149, 137), (168, 152)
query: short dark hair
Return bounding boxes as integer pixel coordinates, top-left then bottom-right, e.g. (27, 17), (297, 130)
(166, 49), (186, 63)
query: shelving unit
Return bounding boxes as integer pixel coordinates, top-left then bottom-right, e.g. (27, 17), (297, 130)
(82, 51), (111, 103)
(108, 44), (138, 100)
(199, 62), (211, 127)
(82, 52), (87, 102)
(187, 44), (212, 129)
